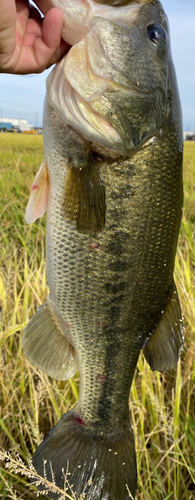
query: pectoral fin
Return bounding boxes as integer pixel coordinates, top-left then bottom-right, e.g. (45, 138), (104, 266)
(143, 283), (184, 372)
(25, 158), (49, 223)
(22, 299), (77, 380)
(64, 155), (106, 234)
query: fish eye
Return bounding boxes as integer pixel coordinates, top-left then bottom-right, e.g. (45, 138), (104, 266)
(147, 24), (166, 46)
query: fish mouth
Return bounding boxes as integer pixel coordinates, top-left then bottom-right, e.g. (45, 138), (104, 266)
(45, 0), (152, 47)
(35, 0), (154, 46)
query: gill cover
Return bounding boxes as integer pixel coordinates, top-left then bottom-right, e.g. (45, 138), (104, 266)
(46, 0), (144, 154)
(46, 0), (170, 156)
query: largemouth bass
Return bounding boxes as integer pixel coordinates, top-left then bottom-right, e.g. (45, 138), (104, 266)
(22, 0), (184, 498)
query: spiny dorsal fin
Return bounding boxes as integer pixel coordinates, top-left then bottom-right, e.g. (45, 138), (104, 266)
(63, 154), (106, 234)
(22, 298), (77, 380)
(143, 282), (184, 372)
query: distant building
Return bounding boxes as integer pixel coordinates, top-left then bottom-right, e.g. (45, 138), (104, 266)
(0, 122), (12, 130)
(184, 131), (195, 141)
(0, 117), (33, 131)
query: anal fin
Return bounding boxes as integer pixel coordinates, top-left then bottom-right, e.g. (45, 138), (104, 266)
(22, 298), (77, 380)
(143, 282), (184, 372)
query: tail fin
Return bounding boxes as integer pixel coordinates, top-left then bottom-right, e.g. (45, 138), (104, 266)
(32, 410), (137, 500)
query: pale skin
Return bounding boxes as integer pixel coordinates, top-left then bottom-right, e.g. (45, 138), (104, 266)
(0, 0), (69, 74)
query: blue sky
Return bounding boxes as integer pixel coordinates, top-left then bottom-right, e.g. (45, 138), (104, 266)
(0, 0), (194, 130)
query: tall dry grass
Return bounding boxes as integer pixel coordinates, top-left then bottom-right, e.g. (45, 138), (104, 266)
(0, 134), (195, 499)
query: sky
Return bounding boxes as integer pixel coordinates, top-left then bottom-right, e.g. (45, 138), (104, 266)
(0, 0), (194, 130)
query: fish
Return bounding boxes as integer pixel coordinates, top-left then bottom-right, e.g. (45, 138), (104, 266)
(22, 0), (184, 498)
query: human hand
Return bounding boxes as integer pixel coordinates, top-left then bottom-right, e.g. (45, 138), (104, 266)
(0, 0), (69, 74)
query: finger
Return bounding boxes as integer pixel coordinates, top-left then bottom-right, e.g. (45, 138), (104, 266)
(33, 8), (69, 71)
(41, 8), (64, 50)
(0, 0), (17, 27)
(15, 1), (30, 48)
(47, 38), (70, 67)
(0, 0), (16, 55)
(0, 0), (29, 70)
(41, 7), (70, 65)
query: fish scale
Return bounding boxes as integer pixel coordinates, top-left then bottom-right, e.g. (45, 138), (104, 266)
(34, 99), (182, 429)
(23, 1), (184, 498)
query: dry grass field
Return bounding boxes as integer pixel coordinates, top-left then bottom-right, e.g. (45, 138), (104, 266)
(0, 134), (195, 499)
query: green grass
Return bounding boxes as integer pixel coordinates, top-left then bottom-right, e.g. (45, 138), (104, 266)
(0, 134), (195, 499)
